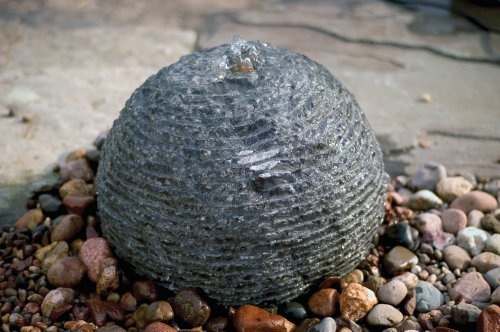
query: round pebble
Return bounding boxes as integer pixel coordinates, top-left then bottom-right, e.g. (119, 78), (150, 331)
(476, 304), (500, 332)
(481, 214), (500, 234)
(47, 256), (86, 287)
(443, 245), (471, 271)
(384, 246), (419, 276)
(172, 288), (211, 327)
(471, 252), (500, 273)
(450, 191), (498, 213)
(392, 272), (419, 289)
(132, 280), (158, 303)
(232, 304), (295, 332)
(51, 214), (84, 242)
(41, 288), (75, 317)
(485, 234), (500, 255)
(467, 209), (484, 227)
(484, 267), (500, 289)
(441, 209), (467, 235)
(307, 288), (337, 317)
(144, 301), (174, 323)
(451, 303), (481, 324)
(306, 317), (336, 332)
(491, 287), (500, 305)
(280, 302), (308, 322)
(436, 176), (473, 202)
(457, 227), (490, 256)
(365, 304), (403, 327)
(376, 280), (407, 306)
(144, 322), (176, 332)
(414, 281), (444, 313)
(408, 190), (443, 210)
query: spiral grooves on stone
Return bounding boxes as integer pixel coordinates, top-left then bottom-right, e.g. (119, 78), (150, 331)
(96, 40), (387, 306)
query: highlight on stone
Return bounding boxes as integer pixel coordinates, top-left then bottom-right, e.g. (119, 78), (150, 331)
(96, 37), (388, 305)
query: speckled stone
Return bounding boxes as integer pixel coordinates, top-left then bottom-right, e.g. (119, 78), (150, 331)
(172, 288), (211, 327)
(79, 237), (113, 283)
(415, 281), (444, 313)
(449, 272), (491, 302)
(339, 283), (378, 322)
(366, 304), (403, 327)
(384, 246), (419, 275)
(476, 304), (500, 332)
(307, 288), (338, 317)
(41, 288), (75, 317)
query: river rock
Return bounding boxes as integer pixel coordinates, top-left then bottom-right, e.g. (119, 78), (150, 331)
(51, 214), (84, 242)
(441, 209), (467, 235)
(339, 283), (377, 322)
(476, 304), (500, 332)
(451, 303), (481, 324)
(436, 176), (473, 202)
(280, 302), (308, 323)
(481, 214), (500, 234)
(47, 256), (86, 287)
(144, 301), (174, 323)
(59, 179), (93, 198)
(491, 287), (500, 305)
(457, 227), (490, 256)
(376, 280), (407, 306)
(484, 267), (500, 289)
(381, 223), (415, 250)
(306, 317), (336, 332)
(79, 237), (113, 283)
(384, 246), (419, 275)
(232, 304), (295, 332)
(14, 208), (44, 229)
(471, 252), (500, 273)
(144, 322), (176, 332)
(307, 288), (337, 317)
(468, 210), (484, 227)
(450, 191), (498, 213)
(486, 234), (500, 255)
(415, 281), (444, 313)
(132, 280), (158, 303)
(393, 272), (419, 289)
(42, 241), (69, 272)
(410, 162), (446, 191)
(172, 288), (211, 327)
(365, 304), (403, 327)
(408, 190), (443, 210)
(449, 272), (491, 302)
(60, 159), (94, 182)
(443, 245), (471, 271)
(41, 288), (75, 317)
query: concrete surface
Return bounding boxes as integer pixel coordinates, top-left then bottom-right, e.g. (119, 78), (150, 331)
(0, 0), (499, 224)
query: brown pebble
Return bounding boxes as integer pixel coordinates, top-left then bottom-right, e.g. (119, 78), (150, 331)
(441, 209), (467, 235)
(476, 304), (500, 332)
(41, 287), (75, 317)
(97, 258), (119, 295)
(59, 179), (93, 198)
(307, 288), (338, 317)
(51, 214), (84, 242)
(47, 256), (86, 287)
(63, 195), (95, 215)
(144, 301), (173, 323)
(450, 191), (498, 213)
(120, 292), (137, 312)
(132, 280), (158, 303)
(471, 252), (500, 273)
(144, 322), (176, 332)
(172, 288), (211, 327)
(60, 159), (94, 182)
(206, 316), (229, 332)
(79, 237), (113, 283)
(14, 209), (44, 229)
(232, 304), (295, 332)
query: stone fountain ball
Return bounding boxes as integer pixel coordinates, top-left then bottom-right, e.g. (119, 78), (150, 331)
(96, 39), (387, 306)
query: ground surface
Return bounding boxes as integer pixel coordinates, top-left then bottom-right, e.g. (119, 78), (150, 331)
(1, 0), (499, 224)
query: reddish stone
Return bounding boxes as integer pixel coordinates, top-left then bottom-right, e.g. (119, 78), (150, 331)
(14, 209), (43, 229)
(79, 237), (113, 283)
(476, 305), (500, 332)
(63, 195), (95, 215)
(22, 302), (40, 314)
(144, 322), (176, 332)
(232, 304), (295, 332)
(449, 272), (491, 303)
(132, 280), (158, 303)
(307, 288), (338, 317)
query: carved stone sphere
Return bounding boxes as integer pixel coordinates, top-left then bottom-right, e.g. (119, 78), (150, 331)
(96, 39), (387, 306)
